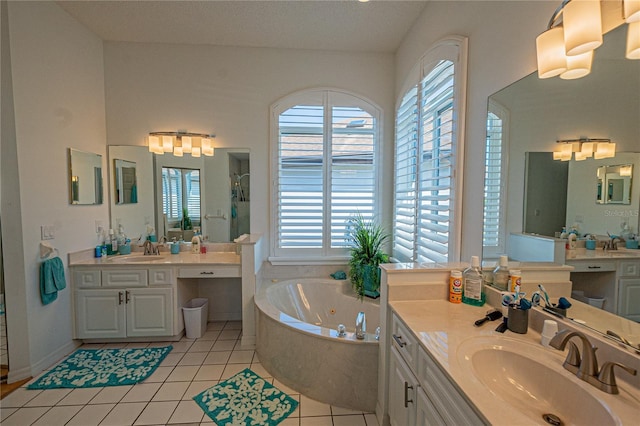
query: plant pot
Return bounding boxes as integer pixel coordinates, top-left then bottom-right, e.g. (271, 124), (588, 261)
(361, 264), (380, 299)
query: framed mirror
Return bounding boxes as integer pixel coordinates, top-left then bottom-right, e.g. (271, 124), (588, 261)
(68, 148), (103, 205)
(596, 164), (633, 204)
(113, 158), (137, 204)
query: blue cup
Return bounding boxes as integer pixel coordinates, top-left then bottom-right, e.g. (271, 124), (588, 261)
(626, 240), (639, 250)
(586, 240), (597, 250)
(171, 242), (180, 254)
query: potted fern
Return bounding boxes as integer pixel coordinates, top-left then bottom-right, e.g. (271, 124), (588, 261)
(348, 214), (389, 299)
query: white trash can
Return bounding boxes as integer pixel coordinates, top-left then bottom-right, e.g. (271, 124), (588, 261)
(182, 298), (208, 338)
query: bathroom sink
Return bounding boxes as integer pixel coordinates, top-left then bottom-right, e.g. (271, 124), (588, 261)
(457, 336), (617, 425)
(108, 255), (167, 263)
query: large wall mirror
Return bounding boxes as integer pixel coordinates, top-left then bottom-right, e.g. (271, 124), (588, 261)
(107, 146), (250, 243)
(68, 148), (103, 205)
(483, 24), (640, 349)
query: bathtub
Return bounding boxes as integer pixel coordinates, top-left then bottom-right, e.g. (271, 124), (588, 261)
(255, 278), (379, 412)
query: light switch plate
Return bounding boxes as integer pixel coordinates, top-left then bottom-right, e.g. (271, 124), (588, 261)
(41, 225), (55, 240)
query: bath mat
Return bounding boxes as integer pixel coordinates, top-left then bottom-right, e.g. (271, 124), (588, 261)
(193, 368), (298, 425)
(27, 345), (172, 389)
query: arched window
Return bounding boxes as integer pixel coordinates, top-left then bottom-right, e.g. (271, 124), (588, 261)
(270, 89), (382, 261)
(393, 37), (468, 263)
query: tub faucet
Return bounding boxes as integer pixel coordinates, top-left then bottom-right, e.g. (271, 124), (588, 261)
(549, 329), (637, 394)
(355, 311), (366, 340)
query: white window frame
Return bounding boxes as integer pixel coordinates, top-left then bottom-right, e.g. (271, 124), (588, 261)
(269, 88), (383, 264)
(393, 36), (468, 263)
(483, 99), (510, 259)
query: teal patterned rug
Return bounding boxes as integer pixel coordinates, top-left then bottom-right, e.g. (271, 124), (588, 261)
(27, 346), (172, 389)
(194, 368), (298, 425)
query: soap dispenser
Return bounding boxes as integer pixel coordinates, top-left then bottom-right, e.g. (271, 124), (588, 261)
(191, 234), (201, 253)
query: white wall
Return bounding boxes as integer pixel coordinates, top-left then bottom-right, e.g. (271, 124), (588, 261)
(6, 1), (108, 378)
(103, 42), (396, 250)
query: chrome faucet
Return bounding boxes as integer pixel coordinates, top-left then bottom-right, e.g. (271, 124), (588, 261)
(603, 234), (622, 251)
(143, 240), (159, 255)
(355, 311), (366, 340)
(550, 329), (637, 394)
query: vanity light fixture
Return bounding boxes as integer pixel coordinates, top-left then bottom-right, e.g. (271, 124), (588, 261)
(554, 138), (615, 161)
(147, 131), (216, 157)
(537, 0), (640, 80)
(619, 164), (633, 176)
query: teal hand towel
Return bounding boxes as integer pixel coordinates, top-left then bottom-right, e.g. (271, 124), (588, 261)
(40, 257), (66, 305)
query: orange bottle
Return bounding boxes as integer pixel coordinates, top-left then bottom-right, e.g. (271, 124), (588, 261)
(449, 270), (463, 303)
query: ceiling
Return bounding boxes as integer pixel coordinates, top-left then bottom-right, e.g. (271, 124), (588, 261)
(56, 0), (430, 54)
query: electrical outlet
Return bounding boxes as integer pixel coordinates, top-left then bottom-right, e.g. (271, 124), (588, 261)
(41, 225), (55, 240)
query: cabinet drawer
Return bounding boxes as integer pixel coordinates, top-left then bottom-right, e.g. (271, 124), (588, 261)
(178, 265), (241, 278)
(149, 268), (174, 285)
(391, 313), (419, 371)
(618, 260), (640, 277)
(102, 269), (148, 288)
(567, 260), (616, 272)
(73, 269), (101, 288)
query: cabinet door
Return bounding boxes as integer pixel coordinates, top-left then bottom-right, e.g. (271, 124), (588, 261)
(416, 387), (445, 426)
(618, 278), (640, 321)
(126, 288), (173, 337)
(389, 347), (417, 426)
(75, 290), (126, 339)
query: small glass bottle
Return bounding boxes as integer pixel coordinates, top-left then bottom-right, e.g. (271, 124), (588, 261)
(492, 255), (510, 291)
(462, 256), (485, 306)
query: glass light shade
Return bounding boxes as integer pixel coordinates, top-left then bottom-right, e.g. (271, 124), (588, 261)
(620, 165), (633, 176)
(580, 142), (595, 158)
(560, 50), (593, 79)
(181, 136), (193, 153)
(563, 0), (603, 56)
(555, 143), (573, 161)
(574, 150), (588, 161)
(191, 146), (201, 158)
(201, 138), (214, 156)
(594, 142), (616, 159)
(537, 27), (567, 78)
(624, 0), (640, 23)
(627, 21), (640, 59)
(173, 146), (183, 157)
(162, 136), (174, 153)
(148, 135), (163, 154)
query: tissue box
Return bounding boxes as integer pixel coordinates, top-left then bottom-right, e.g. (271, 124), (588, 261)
(626, 240), (639, 249)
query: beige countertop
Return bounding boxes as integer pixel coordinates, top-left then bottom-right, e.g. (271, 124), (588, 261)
(390, 300), (640, 425)
(566, 248), (640, 261)
(69, 250), (240, 266)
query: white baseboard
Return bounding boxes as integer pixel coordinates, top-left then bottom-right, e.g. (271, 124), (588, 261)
(8, 340), (80, 384)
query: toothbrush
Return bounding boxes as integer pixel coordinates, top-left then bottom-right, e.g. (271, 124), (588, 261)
(538, 284), (551, 307)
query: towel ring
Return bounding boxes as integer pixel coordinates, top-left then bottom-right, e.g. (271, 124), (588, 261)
(39, 242), (59, 260)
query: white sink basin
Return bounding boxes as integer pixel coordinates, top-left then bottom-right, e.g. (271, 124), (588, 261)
(457, 336), (618, 425)
(109, 255), (167, 263)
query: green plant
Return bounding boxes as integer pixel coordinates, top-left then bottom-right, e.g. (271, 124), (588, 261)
(182, 207), (192, 230)
(348, 214), (389, 299)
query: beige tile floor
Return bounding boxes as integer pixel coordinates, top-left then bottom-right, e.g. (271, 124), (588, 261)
(0, 321), (379, 426)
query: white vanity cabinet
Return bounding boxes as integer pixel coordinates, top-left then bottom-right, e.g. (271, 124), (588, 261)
(617, 259), (640, 321)
(388, 313), (480, 426)
(73, 267), (174, 339)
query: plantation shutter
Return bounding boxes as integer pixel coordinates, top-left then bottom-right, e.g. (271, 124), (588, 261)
(186, 170), (201, 223)
(277, 105), (324, 249)
(162, 168), (182, 224)
(330, 106), (376, 248)
(273, 90), (380, 259)
(483, 104), (508, 256)
(417, 59), (455, 264)
(393, 87), (419, 262)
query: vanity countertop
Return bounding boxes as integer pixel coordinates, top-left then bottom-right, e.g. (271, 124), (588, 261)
(566, 247), (640, 261)
(389, 300), (640, 425)
(69, 250), (240, 266)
